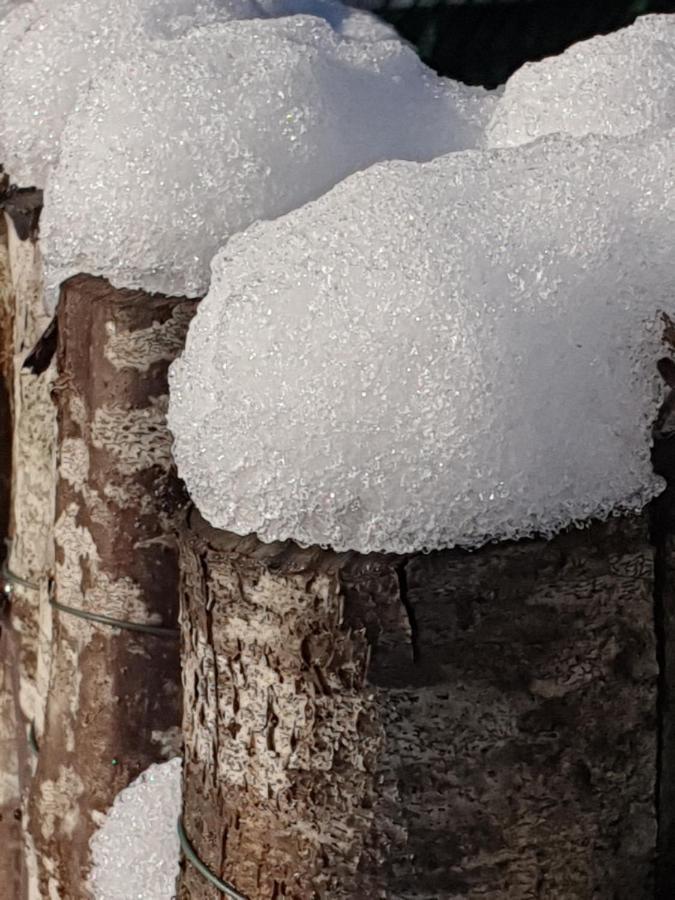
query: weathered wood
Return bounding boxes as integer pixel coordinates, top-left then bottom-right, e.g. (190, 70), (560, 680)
(0, 189), (25, 900)
(0, 187), (13, 550)
(4, 205), (54, 742)
(655, 525), (675, 900)
(29, 275), (198, 898)
(0, 205), (56, 900)
(649, 339), (675, 899)
(0, 628), (23, 900)
(178, 511), (657, 900)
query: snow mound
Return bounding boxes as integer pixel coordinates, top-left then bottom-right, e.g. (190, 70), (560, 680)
(41, 15), (494, 307)
(89, 757), (182, 900)
(0, 1), (39, 67)
(0, 0), (242, 186)
(0, 0), (24, 17)
(168, 129), (673, 554)
(487, 14), (675, 148)
(0, 0), (413, 188)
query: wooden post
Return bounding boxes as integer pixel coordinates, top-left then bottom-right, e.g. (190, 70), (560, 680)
(0, 177), (13, 553)
(1, 187), (50, 900)
(0, 181), (24, 900)
(652, 447), (675, 897)
(0, 634), (23, 899)
(3, 191), (53, 752)
(29, 275), (198, 898)
(178, 511), (657, 900)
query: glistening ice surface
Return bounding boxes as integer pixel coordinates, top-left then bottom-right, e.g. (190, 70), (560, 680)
(487, 14), (675, 147)
(40, 13), (494, 307)
(88, 757), (182, 900)
(168, 129), (673, 554)
(0, 0), (419, 188)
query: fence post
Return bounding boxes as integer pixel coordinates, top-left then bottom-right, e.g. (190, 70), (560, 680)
(177, 510), (657, 899)
(1, 188), (54, 899)
(29, 275), (198, 897)
(0, 181), (24, 900)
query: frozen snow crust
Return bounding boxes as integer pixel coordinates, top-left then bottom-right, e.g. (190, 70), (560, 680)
(0, 0), (405, 188)
(4, 5), (674, 553)
(39, 13), (493, 307)
(88, 758), (182, 900)
(486, 14), (675, 147)
(168, 128), (672, 554)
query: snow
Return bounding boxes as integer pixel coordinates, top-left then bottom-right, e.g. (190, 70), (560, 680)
(0, 0), (25, 17)
(40, 14), (494, 307)
(0, 0), (231, 186)
(4, 2), (672, 552)
(88, 757), (182, 900)
(168, 127), (673, 554)
(486, 14), (675, 147)
(0, 0), (420, 189)
(0, 2), (39, 71)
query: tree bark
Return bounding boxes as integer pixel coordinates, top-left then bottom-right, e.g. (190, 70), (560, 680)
(1, 197), (57, 899)
(0, 187), (24, 900)
(0, 180), (13, 553)
(4, 198), (53, 739)
(29, 275), (198, 898)
(0, 629), (23, 900)
(178, 511), (657, 900)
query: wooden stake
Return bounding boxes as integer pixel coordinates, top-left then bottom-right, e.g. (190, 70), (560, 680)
(30, 275), (198, 897)
(178, 511), (657, 900)
(0, 185), (24, 900)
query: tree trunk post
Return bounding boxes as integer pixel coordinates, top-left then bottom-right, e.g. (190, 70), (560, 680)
(0, 178), (13, 555)
(178, 511), (657, 900)
(0, 184), (24, 900)
(4, 194), (54, 750)
(1, 190), (51, 900)
(29, 275), (198, 898)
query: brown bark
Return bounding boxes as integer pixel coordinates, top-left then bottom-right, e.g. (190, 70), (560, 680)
(652, 483), (675, 897)
(656, 526), (675, 900)
(30, 275), (199, 898)
(178, 511), (657, 900)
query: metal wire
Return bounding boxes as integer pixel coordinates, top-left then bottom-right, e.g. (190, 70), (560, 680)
(1, 551), (40, 593)
(177, 816), (248, 900)
(49, 594), (179, 639)
(0, 560), (40, 591)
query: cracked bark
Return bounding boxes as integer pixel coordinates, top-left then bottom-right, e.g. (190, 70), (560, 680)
(178, 510), (656, 900)
(29, 275), (198, 898)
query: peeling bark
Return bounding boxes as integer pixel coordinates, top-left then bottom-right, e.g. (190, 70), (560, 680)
(178, 512), (656, 900)
(30, 275), (198, 898)
(1, 207), (56, 900)
(5, 207), (54, 739)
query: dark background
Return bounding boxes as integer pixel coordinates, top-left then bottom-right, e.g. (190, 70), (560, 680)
(375, 0), (675, 87)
